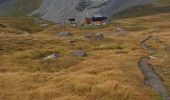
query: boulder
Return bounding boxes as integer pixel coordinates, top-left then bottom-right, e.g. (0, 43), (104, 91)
(43, 53), (60, 60)
(58, 32), (72, 37)
(70, 50), (87, 57)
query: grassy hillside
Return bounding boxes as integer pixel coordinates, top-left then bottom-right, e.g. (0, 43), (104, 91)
(0, 0), (42, 16)
(0, 13), (170, 99)
(0, 19), (152, 100)
(0, 0), (170, 100)
(0, 17), (45, 33)
(112, 0), (170, 19)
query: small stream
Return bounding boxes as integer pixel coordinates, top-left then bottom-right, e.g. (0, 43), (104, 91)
(139, 36), (169, 100)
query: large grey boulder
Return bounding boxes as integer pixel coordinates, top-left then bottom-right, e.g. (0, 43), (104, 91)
(70, 50), (87, 57)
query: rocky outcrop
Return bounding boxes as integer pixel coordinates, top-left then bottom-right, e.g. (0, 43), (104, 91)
(31, 0), (154, 23)
(0, 0), (154, 23)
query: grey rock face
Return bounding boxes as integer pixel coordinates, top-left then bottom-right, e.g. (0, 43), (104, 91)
(31, 0), (154, 23)
(0, 0), (154, 23)
(70, 50), (87, 57)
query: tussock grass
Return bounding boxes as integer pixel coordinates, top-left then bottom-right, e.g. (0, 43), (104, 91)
(94, 43), (125, 50)
(0, 17), (44, 33)
(0, 0), (42, 16)
(1, 12), (170, 100)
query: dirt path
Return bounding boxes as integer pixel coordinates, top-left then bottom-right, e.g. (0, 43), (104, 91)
(139, 36), (169, 100)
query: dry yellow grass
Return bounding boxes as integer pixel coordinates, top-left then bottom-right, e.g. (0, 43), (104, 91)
(145, 31), (170, 96)
(0, 13), (170, 100)
(130, 13), (170, 97)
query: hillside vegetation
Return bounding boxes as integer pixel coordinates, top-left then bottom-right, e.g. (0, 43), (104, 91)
(0, 18), (152, 100)
(0, 0), (170, 100)
(0, 0), (42, 16)
(112, 0), (170, 19)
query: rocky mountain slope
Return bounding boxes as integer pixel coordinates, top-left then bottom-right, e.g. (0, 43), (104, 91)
(0, 0), (154, 22)
(32, 0), (154, 23)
